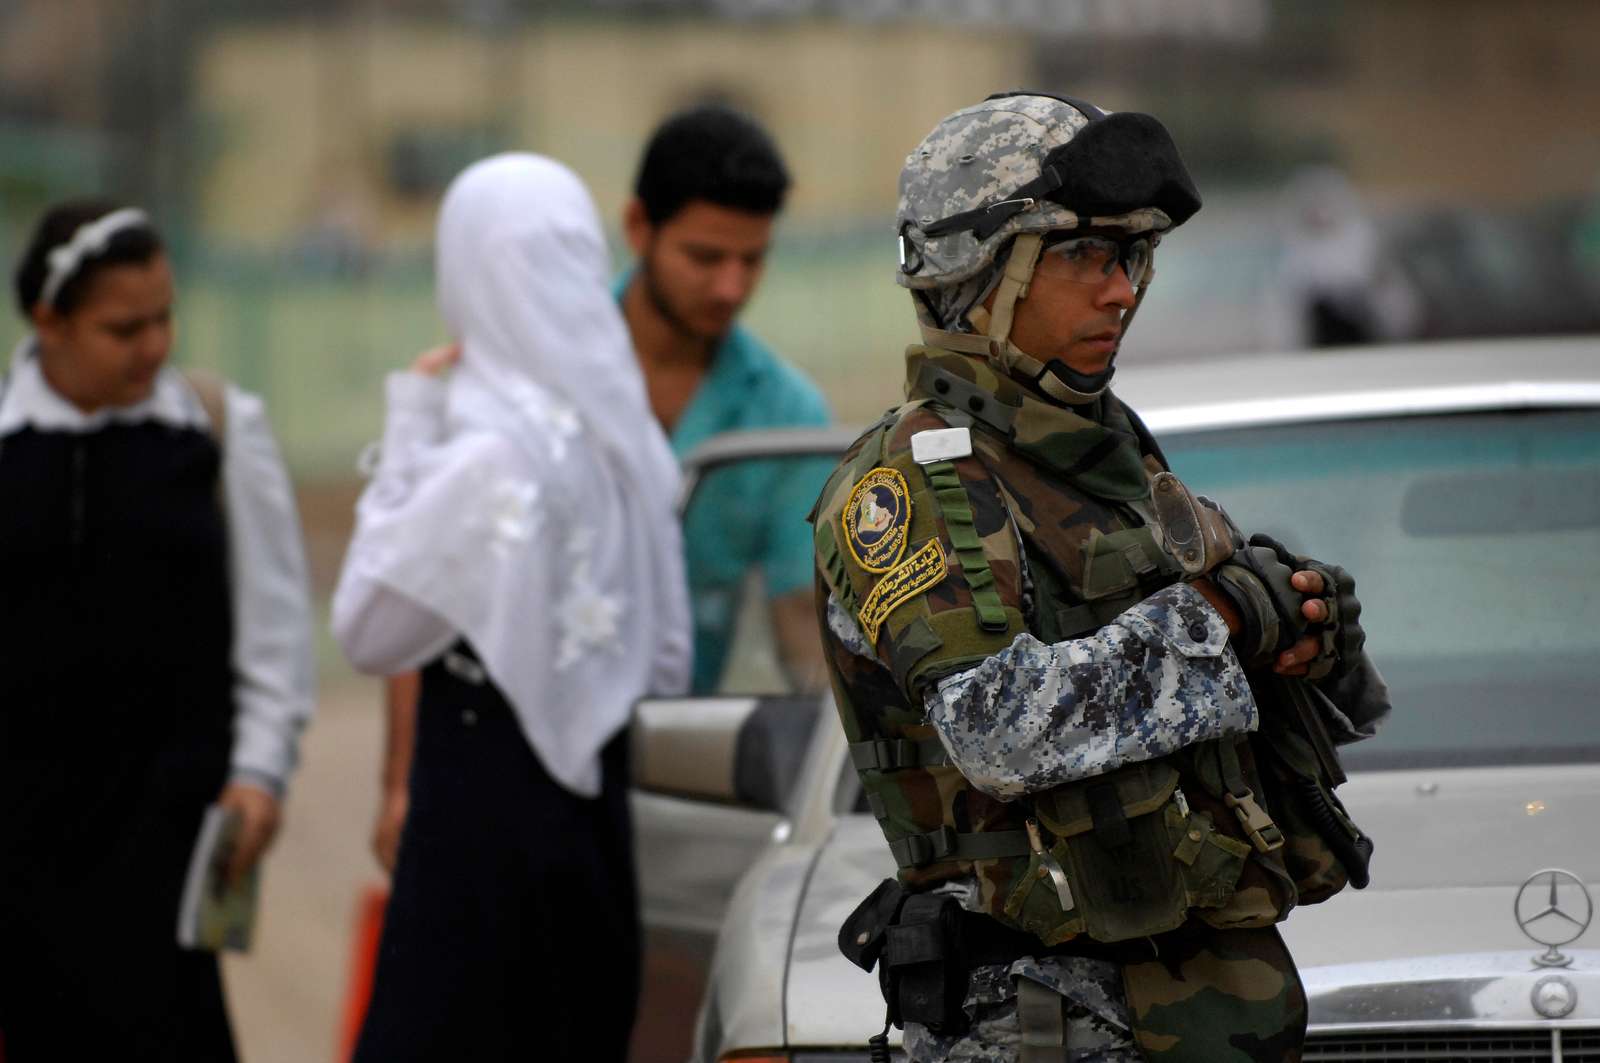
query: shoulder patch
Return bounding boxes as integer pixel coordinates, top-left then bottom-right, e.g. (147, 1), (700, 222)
(858, 539), (948, 643)
(842, 466), (912, 573)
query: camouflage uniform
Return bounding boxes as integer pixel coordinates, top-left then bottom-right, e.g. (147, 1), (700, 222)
(905, 956), (1135, 1062)
(814, 351), (1305, 1062)
(814, 94), (1332, 1062)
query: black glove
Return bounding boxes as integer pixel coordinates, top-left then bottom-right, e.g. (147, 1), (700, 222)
(1209, 543), (1308, 668)
(1248, 533), (1366, 680)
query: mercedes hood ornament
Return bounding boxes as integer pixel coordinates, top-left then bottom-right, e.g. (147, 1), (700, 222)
(1515, 868), (1593, 968)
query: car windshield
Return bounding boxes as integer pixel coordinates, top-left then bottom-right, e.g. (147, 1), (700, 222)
(1161, 408), (1600, 772)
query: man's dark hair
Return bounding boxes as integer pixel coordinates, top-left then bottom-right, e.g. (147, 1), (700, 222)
(13, 199), (164, 316)
(634, 104), (791, 226)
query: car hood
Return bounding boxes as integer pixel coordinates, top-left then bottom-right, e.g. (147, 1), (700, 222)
(786, 764), (1600, 1044)
(1281, 763), (1600, 964)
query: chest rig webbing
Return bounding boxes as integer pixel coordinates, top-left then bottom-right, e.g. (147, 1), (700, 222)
(817, 349), (1293, 947)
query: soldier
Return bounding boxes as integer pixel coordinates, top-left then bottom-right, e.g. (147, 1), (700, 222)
(814, 94), (1389, 1062)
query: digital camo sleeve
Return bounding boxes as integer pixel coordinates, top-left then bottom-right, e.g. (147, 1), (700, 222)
(924, 582), (1257, 800)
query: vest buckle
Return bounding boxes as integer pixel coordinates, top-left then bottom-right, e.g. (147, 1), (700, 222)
(1224, 788), (1284, 854)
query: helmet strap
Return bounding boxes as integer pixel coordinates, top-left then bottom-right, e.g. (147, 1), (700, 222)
(914, 233), (1044, 364)
(981, 232), (1043, 369)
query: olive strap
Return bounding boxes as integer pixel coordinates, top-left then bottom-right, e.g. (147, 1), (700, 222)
(923, 459), (1010, 633)
(1017, 976), (1067, 1063)
(888, 825), (1034, 870)
(1216, 740), (1285, 854)
(814, 520), (859, 613)
(1054, 595), (1141, 642)
(850, 736), (950, 772)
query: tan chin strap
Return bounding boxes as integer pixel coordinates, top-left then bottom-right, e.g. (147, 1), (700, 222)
(983, 231), (1043, 368)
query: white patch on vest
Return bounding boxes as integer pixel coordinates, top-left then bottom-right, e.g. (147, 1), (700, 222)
(911, 426), (973, 464)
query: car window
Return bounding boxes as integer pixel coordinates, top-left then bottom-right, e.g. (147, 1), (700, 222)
(680, 451), (836, 696)
(1162, 408), (1600, 771)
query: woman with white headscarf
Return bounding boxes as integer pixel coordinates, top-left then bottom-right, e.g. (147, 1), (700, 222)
(332, 154), (690, 1061)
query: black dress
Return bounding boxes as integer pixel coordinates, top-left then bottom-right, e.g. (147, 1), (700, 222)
(352, 645), (641, 1063)
(0, 419), (238, 1062)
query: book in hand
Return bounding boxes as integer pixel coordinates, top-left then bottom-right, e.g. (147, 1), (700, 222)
(176, 804), (260, 952)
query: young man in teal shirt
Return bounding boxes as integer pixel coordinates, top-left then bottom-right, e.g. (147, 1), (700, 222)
(618, 104), (832, 695)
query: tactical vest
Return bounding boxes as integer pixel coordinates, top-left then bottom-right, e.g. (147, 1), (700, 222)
(813, 347), (1299, 948)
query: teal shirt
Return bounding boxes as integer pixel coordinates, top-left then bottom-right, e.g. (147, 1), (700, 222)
(615, 275), (833, 692)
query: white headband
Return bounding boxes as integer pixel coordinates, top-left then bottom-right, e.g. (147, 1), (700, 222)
(39, 208), (151, 309)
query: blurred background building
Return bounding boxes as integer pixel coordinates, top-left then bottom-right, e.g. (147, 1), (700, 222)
(3, 2), (1599, 1060)
(6, 0), (1599, 475)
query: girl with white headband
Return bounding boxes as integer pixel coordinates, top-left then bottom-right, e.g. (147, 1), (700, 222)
(332, 154), (690, 1061)
(0, 201), (315, 1061)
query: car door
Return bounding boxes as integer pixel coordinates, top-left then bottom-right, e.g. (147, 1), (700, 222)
(629, 427), (852, 1061)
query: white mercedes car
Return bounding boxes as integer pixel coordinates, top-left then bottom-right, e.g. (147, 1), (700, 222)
(630, 337), (1600, 1063)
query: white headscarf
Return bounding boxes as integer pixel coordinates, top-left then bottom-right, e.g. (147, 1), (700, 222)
(358, 153), (690, 796)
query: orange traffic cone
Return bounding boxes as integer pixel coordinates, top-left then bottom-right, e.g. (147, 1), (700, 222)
(336, 885), (389, 1062)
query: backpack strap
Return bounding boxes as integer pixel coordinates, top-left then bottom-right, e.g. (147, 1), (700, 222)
(180, 369), (229, 515)
(181, 368), (228, 447)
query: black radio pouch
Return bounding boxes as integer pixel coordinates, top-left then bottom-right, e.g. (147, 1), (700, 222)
(839, 878), (908, 972)
(839, 880), (971, 1034)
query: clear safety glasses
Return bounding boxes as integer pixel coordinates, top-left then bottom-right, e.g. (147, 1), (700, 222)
(1038, 233), (1154, 287)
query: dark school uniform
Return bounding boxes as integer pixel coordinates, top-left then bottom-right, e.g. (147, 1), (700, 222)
(0, 374), (238, 1062)
(352, 645), (640, 1063)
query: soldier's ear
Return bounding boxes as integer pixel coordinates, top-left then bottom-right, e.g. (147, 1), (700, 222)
(623, 199), (653, 258)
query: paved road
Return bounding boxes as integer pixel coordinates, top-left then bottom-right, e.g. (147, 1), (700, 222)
(223, 672), (386, 1063)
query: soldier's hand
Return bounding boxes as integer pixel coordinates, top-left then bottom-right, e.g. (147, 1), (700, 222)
(217, 781), (282, 885)
(1272, 569), (1328, 675)
(1293, 569), (1329, 622)
(372, 787), (409, 875)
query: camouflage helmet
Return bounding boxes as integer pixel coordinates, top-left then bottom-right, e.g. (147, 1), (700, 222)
(896, 92), (1200, 290)
(895, 91), (1201, 402)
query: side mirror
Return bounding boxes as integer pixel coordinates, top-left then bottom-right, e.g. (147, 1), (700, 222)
(631, 695), (821, 812)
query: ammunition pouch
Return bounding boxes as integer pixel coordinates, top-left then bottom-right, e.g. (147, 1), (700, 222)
(1055, 475), (1234, 641)
(840, 879), (968, 1033)
(1053, 524), (1185, 638)
(1002, 758), (1261, 944)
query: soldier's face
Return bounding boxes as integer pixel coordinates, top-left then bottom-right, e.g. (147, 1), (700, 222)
(1002, 251), (1137, 375)
(625, 199), (774, 342)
